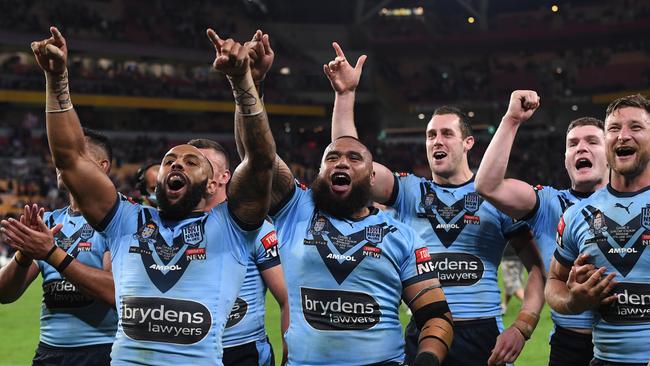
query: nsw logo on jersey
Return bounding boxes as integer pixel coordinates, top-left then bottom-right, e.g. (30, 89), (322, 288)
(129, 209), (208, 293)
(182, 223), (203, 247)
(417, 183), (483, 248)
(582, 205), (649, 277)
(303, 212), (397, 284)
(642, 206), (650, 231)
(301, 287), (381, 331)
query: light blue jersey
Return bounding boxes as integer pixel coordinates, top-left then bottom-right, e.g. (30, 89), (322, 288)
(38, 207), (118, 348)
(525, 185), (594, 330)
(272, 185), (438, 366)
(223, 221), (281, 349)
(388, 174), (527, 319)
(556, 184), (650, 363)
(98, 195), (277, 365)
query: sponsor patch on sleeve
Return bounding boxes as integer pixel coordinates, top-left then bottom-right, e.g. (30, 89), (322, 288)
(556, 216), (566, 248)
(534, 184), (544, 191)
(395, 171), (409, 178)
(261, 230), (279, 258)
(415, 247), (435, 275)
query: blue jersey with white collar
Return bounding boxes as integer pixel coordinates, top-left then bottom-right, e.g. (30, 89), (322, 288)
(99, 195), (276, 365)
(38, 207), (117, 347)
(525, 185), (594, 329)
(272, 184), (437, 366)
(556, 185), (650, 363)
(388, 174), (527, 319)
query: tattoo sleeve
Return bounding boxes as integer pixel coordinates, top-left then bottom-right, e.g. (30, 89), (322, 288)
(45, 70), (73, 112)
(228, 72), (276, 226)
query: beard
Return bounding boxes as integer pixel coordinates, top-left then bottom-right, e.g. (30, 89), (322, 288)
(608, 147), (650, 179)
(156, 178), (207, 221)
(311, 175), (372, 219)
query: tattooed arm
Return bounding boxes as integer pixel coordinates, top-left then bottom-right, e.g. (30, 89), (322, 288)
(30, 27), (116, 227)
(207, 30), (276, 227)
(232, 31), (295, 213)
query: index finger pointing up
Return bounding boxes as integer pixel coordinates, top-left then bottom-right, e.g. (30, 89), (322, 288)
(206, 28), (224, 49)
(332, 42), (345, 58)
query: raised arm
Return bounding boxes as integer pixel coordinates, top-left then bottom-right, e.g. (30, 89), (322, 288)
(323, 42), (366, 140)
(232, 30), (296, 213)
(489, 230), (545, 365)
(207, 30), (276, 226)
(31, 27), (116, 227)
(322, 43), (397, 203)
(475, 90), (540, 219)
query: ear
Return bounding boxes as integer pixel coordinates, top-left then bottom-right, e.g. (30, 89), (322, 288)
(99, 159), (110, 174)
(205, 178), (218, 197)
(218, 170), (231, 186)
(463, 135), (475, 151)
(369, 169), (376, 186)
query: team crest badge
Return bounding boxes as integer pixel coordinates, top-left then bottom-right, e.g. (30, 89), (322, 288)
(641, 206), (650, 231)
(422, 192), (437, 210)
(364, 225), (384, 244)
(80, 224), (94, 241)
(312, 216), (327, 234)
(589, 211), (607, 236)
(135, 222), (158, 242)
(182, 223), (203, 247)
(464, 193), (480, 212)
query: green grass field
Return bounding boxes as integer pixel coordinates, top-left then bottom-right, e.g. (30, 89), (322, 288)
(0, 277), (553, 366)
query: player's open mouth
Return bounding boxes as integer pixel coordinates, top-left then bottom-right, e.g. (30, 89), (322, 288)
(433, 151), (447, 160)
(166, 172), (188, 196)
(615, 146), (635, 157)
(331, 172), (351, 193)
(575, 158), (592, 171)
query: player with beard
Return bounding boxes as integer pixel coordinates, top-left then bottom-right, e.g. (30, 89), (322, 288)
(475, 91), (609, 365)
(549, 94), (650, 366)
(188, 138), (288, 366)
(239, 34), (452, 366)
(253, 135), (453, 366)
(324, 44), (545, 366)
(0, 129), (117, 366)
(25, 27), (278, 365)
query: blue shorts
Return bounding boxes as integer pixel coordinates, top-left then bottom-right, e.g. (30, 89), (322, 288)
(405, 317), (502, 366)
(549, 326), (593, 366)
(32, 341), (111, 366)
(223, 338), (274, 366)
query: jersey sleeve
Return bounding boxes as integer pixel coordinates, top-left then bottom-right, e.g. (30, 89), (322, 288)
(94, 193), (141, 252)
(500, 212), (530, 239)
(398, 227), (438, 287)
(524, 185), (556, 233)
(553, 209), (580, 269)
(253, 219), (281, 271)
(385, 173), (419, 219)
(269, 182), (313, 231)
